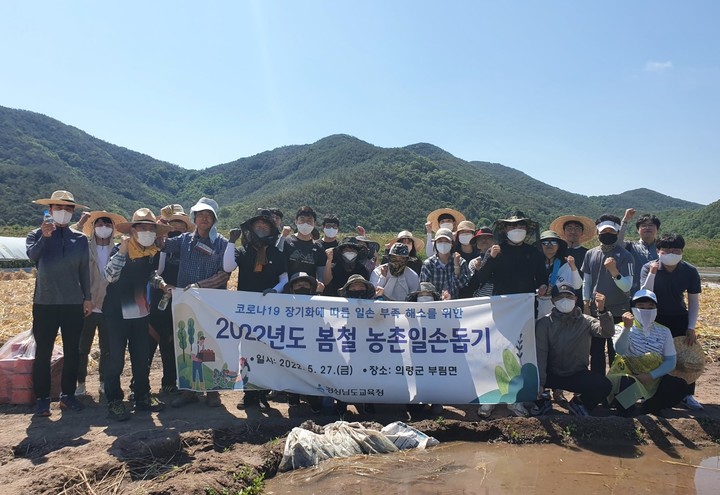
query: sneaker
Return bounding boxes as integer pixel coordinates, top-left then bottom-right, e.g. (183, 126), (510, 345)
(507, 402), (529, 417)
(59, 394), (84, 411)
(160, 385), (178, 394)
(108, 400), (130, 421)
(478, 404), (495, 418)
(430, 403), (444, 415)
(568, 397), (589, 417)
(206, 391), (222, 408)
(530, 398), (553, 417)
(680, 395), (704, 411)
(75, 382), (87, 397)
(171, 392), (200, 408)
(135, 395), (166, 412)
(552, 389), (568, 403)
(34, 398), (51, 417)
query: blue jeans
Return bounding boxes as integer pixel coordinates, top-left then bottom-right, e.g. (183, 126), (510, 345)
(104, 316), (151, 403)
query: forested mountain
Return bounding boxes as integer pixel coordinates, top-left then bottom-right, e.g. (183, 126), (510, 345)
(1, 105), (713, 237)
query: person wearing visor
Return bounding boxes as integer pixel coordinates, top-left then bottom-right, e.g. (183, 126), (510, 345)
(534, 286), (614, 417)
(103, 208), (172, 420)
(580, 214), (633, 375)
(419, 228), (470, 300)
(371, 242), (420, 301)
(607, 289), (687, 416)
(424, 208), (466, 258)
(27, 190), (92, 416)
(73, 210), (127, 398)
(640, 233), (703, 410)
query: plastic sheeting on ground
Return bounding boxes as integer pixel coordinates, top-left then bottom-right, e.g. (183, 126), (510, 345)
(0, 237), (28, 261)
(279, 420), (439, 472)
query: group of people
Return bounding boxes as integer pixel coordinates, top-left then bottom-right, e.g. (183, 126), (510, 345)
(26, 190), (704, 420)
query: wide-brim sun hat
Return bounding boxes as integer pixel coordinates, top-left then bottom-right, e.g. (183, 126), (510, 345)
(338, 274), (375, 298)
(390, 230), (425, 253)
(669, 337), (705, 384)
(471, 227), (494, 243)
(492, 210), (539, 238)
(549, 215), (596, 244)
(240, 209), (280, 237)
(116, 208), (172, 235)
(190, 197), (219, 223)
(283, 271), (318, 294)
(160, 204), (194, 231)
(33, 190), (89, 209)
(81, 211), (127, 237)
(433, 228), (454, 242)
(427, 208), (466, 233)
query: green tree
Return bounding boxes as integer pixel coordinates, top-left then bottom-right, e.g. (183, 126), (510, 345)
(177, 320), (187, 364)
(188, 318), (196, 351)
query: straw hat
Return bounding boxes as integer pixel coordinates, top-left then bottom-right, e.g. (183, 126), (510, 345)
(492, 210), (539, 237)
(549, 215), (596, 244)
(389, 230), (425, 253)
(81, 211), (127, 237)
(426, 208), (466, 233)
(116, 208), (172, 235)
(33, 190), (89, 209)
(160, 204), (193, 230)
(669, 337), (705, 384)
(338, 274), (375, 298)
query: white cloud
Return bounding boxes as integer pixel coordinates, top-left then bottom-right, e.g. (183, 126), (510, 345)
(645, 61), (673, 73)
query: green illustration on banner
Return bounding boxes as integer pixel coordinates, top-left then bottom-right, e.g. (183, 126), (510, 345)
(175, 315), (235, 391)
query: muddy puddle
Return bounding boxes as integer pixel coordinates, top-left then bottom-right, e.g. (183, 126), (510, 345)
(265, 442), (720, 494)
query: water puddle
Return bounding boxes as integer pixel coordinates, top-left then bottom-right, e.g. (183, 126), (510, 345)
(265, 442), (720, 494)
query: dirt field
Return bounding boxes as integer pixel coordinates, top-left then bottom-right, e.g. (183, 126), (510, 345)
(1, 275), (719, 494)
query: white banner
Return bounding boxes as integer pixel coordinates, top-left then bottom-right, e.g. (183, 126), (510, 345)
(172, 289), (539, 404)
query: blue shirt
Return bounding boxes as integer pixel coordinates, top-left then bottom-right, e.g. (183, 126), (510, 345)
(163, 231), (228, 288)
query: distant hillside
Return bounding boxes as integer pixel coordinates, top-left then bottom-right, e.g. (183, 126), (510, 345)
(0, 105), (713, 238)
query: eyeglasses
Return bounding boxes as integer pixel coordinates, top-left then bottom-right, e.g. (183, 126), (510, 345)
(541, 240), (559, 246)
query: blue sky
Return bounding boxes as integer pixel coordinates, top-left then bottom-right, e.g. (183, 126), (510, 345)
(2, 1), (718, 205)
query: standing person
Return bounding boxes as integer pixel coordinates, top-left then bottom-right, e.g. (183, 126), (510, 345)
(103, 209), (171, 420)
(550, 215), (595, 309)
(27, 190), (92, 416)
(607, 290), (687, 416)
(454, 221), (480, 299)
(640, 233), (703, 410)
(164, 197), (230, 408)
(466, 227), (496, 297)
(535, 230), (582, 318)
(148, 204), (193, 395)
(382, 230), (425, 275)
(323, 237), (370, 296)
(74, 210), (126, 398)
(424, 208), (465, 258)
(371, 243), (420, 301)
(618, 208), (661, 293)
(320, 215), (341, 251)
(283, 206), (327, 280)
(474, 211), (547, 418)
(581, 214), (633, 375)
(534, 287), (614, 416)
(419, 228), (470, 300)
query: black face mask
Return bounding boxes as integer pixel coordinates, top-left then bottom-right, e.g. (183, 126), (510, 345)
(599, 233), (618, 245)
(347, 290), (368, 299)
(293, 288), (313, 295)
(168, 231), (182, 238)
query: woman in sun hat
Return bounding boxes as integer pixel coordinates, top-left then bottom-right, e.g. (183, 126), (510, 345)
(424, 208), (466, 258)
(381, 230), (424, 274)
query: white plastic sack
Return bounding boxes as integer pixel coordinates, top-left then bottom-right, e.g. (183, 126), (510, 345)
(381, 421), (440, 450)
(0, 329), (38, 360)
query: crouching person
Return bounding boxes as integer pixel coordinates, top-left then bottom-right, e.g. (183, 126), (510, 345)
(103, 209), (170, 420)
(607, 289), (687, 416)
(534, 285), (614, 416)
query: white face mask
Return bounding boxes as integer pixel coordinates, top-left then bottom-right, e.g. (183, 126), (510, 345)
(94, 226), (113, 239)
(439, 222), (454, 231)
(296, 223), (314, 236)
(458, 233), (474, 246)
(436, 242), (452, 255)
(554, 298), (576, 314)
(323, 228), (338, 238)
(51, 209), (73, 225)
(417, 295), (435, 303)
(342, 251), (358, 263)
(136, 231), (157, 247)
(660, 253), (682, 266)
(506, 229), (526, 243)
(632, 308), (657, 329)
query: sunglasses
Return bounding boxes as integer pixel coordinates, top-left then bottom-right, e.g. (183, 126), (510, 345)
(541, 240), (559, 246)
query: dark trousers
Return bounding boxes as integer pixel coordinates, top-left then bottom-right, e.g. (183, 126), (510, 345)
(78, 312), (109, 383)
(590, 315), (621, 374)
(32, 304), (83, 398)
(104, 316), (151, 403)
(149, 310), (177, 387)
(656, 313), (696, 396)
(641, 375), (688, 414)
(545, 370), (612, 410)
